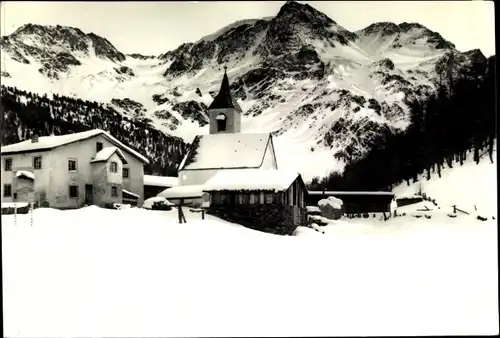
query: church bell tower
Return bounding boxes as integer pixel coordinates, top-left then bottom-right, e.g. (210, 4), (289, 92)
(207, 66), (242, 134)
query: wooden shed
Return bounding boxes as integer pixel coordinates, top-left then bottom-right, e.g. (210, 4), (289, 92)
(203, 169), (308, 235)
(143, 175), (179, 200)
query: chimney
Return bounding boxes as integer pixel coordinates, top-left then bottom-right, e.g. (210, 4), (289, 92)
(31, 134), (39, 143)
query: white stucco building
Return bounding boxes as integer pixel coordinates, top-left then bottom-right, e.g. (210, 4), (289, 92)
(1, 129), (149, 208)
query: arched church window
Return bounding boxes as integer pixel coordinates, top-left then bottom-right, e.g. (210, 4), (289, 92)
(216, 113), (227, 132)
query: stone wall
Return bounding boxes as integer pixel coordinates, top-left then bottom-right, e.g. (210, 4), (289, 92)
(207, 203), (307, 235)
(319, 203), (343, 220)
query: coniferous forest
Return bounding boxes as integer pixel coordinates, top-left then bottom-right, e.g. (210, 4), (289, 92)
(309, 55), (497, 191)
(0, 85), (189, 176)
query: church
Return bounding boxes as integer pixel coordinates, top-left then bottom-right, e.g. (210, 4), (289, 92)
(177, 66), (279, 186)
(159, 67), (308, 235)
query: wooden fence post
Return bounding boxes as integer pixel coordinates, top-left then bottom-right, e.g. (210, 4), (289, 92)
(13, 193), (17, 226)
(178, 199), (187, 224)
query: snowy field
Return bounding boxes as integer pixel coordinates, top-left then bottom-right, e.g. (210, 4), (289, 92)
(2, 205), (498, 337)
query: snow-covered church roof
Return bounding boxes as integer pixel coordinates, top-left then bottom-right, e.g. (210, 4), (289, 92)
(178, 133), (275, 171)
(1, 129), (149, 164)
(144, 175), (179, 187)
(203, 169), (303, 192)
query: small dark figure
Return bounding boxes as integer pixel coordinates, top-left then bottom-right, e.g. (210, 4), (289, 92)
(178, 199), (187, 224)
(382, 212), (388, 221)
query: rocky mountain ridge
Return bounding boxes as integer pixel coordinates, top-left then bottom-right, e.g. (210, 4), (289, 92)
(0, 0), (491, 180)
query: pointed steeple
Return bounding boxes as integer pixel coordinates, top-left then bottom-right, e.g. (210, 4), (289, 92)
(208, 65), (242, 112)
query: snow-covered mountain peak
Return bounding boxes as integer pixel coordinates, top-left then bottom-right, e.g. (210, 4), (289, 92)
(0, 1), (491, 180)
(356, 20), (456, 58)
(0, 23), (126, 79)
(197, 17), (273, 43)
(3, 24), (125, 61)
(258, 0), (357, 59)
(275, 0), (335, 25)
(359, 22), (400, 37)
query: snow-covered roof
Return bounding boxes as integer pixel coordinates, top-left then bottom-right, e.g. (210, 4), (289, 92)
(203, 169), (301, 192)
(308, 191), (395, 196)
(157, 185), (206, 199)
(1, 129), (149, 164)
(90, 146), (128, 164)
(306, 206), (321, 213)
(318, 196), (343, 209)
(1, 202), (30, 208)
(396, 193), (423, 200)
(15, 170), (34, 180)
(143, 196), (175, 209)
(178, 133), (273, 171)
(144, 175), (179, 187)
(122, 189), (140, 199)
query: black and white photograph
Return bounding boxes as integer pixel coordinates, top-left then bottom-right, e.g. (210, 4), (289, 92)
(0, 0), (497, 336)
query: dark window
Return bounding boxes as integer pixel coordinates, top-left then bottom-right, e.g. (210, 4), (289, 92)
(96, 142), (103, 152)
(33, 156), (42, 169)
(216, 113), (227, 132)
(4, 184), (12, 197)
(5, 158), (12, 171)
(111, 186), (118, 197)
(110, 162), (118, 173)
(68, 159), (77, 171)
(123, 168), (129, 178)
(69, 185), (79, 198)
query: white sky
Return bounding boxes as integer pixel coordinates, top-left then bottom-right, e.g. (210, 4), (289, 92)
(0, 1), (496, 57)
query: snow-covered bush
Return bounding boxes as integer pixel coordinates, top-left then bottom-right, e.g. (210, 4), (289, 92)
(102, 203), (131, 210)
(152, 201), (172, 211)
(39, 200), (50, 208)
(143, 196), (174, 210)
(318, 196), (343, 220)
(113, 203), (131, 210)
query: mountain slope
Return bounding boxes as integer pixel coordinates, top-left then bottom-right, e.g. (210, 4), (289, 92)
(393, 145), (497, 218)
(0, 1), (489, 181)
(1, 85), (188, 176)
